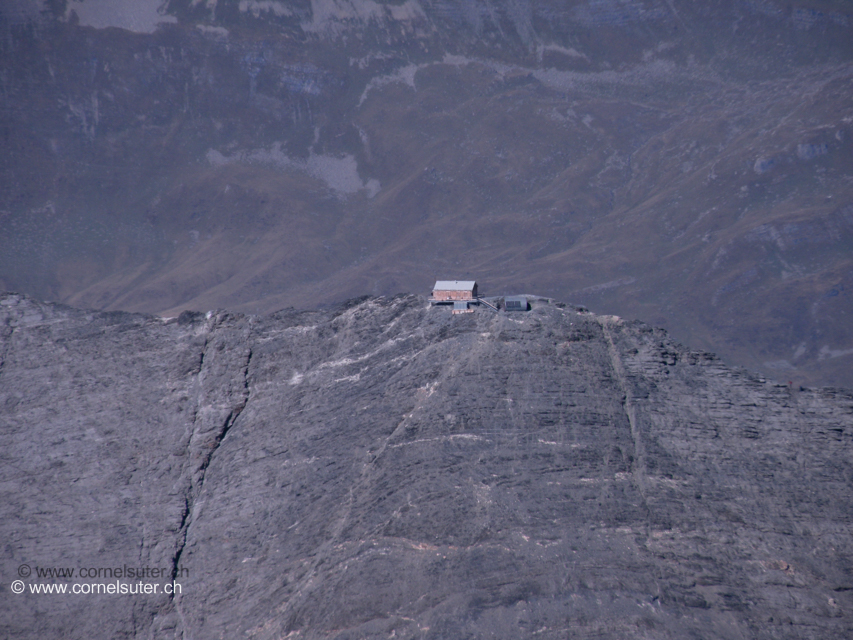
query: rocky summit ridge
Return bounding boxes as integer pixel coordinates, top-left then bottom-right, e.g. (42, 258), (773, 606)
(1, 291), (852, 639)
(2, 1), (853, 389)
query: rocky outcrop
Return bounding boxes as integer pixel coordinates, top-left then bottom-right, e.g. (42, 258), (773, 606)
(1, 292), (852, 639)
(2, 2), (853, 388)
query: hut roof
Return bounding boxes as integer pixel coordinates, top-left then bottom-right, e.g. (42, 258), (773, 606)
(433, 280), (476, 291)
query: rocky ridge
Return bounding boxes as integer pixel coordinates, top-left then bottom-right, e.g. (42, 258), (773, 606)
(2, 1), (853, 388)
(1, 291), (852, 638)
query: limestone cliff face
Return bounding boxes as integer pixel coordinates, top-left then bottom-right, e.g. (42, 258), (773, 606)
(1, 292), (852, 639)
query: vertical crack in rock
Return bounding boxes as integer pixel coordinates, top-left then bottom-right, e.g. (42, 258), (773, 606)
(601, 320), (646, 495)
(0, 341), (7, 383)
(166, 336), (253, 640)
(0, 321), (14, 384)
(195, 336), (208, 377)
(176, 344), (253, 561)
(193, 347), (253, 485)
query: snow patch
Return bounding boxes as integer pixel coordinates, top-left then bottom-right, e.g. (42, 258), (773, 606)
(301, 0), (425, 37)
(207, 143), (380, 197)
(358, 63), (424, 106)
(196, 24), (229, 38)
(818, 345), (853, 361)
(536, 43), (589, 62)
(64, 0), (177, 33)
(577, 277), (636, 295)
(334, 374), (361, 384)
(238, 0), (293, 18)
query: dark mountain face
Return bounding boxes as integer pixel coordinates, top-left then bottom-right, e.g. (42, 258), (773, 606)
(2, 292), (852, 639)
(1, 0), (852, 389)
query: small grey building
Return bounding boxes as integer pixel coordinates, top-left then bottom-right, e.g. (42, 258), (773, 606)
(504, 296), (529, 311)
